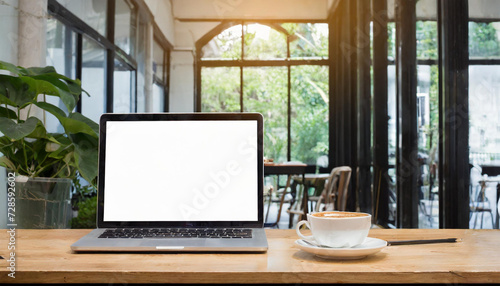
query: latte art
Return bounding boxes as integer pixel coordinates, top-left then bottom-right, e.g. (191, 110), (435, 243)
(312, 211), (369, 218)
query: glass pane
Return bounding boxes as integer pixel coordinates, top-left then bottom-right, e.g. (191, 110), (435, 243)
(113, 58), (136, 113)
(56, 0), (107, 36)
(388, 22), (396, 61)
(152, 83), (165, 112)
(469, 1), (500, 20)
(81, 36), (106, 123)
(416, 0), (437, 20)
(469, 22), (500, 59)
(243, 67), (287, 163)
(416, 21), (438, 59)
(416, 65), (439, 228)
(244, 24), (287, 60)
(469, 65), (500, 164)
(201, 25), (242, 60)
(284, 23), (329, 59)
(45, 18), (76, 133)
(290, 66), (329, 165)
(469, 65), (500, 229)
(201, 67), (240, 112)
(115, 0), (136, 55)
(387, 64), (397, 226)
(153, 39), (165, 82)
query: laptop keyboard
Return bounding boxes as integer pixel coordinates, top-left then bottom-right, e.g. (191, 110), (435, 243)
(98, 228), (253, 239)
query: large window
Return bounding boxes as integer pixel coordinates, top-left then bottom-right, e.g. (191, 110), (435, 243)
(386, 19), (440, 228)
(55, 0), (107, 36)
(45, 17), (76, 133)
(199, 23), (329, 165)
(48, 0), (170, 119)
(81, 36), (107, 122)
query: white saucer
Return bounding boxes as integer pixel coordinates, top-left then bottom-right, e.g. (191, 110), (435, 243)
(295, 237), (387, 260)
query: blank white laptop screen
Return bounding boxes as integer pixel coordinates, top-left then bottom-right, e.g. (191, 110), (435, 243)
(103, 120), (258, 222)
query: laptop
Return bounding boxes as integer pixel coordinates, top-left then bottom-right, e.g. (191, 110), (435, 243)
(71, 112), (268, 252)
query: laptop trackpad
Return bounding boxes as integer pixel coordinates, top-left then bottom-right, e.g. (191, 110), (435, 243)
(140, 239), (206, 247)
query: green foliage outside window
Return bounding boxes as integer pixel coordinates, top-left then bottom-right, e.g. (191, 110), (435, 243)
(201, 23), (329, 165)
(201, 67), (240, 112)
(469, 22), (500, 58)
(243, 67), (288, 162)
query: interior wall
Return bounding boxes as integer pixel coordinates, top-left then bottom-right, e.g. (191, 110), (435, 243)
(169, 21), (219, 112)
(143, 0), (175, 45)
(169, 50), (195, 111)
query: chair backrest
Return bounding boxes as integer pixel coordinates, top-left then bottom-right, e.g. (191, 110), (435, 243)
(470, 164), (483, 202)
(316, 166), (352, 212)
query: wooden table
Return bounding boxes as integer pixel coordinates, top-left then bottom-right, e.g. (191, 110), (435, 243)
(1, 229), (500, 284)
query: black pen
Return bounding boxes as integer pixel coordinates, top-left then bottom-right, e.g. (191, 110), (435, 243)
(387, 238), (460, 246)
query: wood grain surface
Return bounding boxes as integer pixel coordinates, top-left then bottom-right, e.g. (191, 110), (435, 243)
(1, 229), (499, 284)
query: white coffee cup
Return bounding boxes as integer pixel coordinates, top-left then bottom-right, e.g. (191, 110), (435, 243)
(296, 211), (371, 248)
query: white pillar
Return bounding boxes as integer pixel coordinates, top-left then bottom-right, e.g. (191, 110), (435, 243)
(18, 0), (47, 122)
(169, 50), (195, 112)
(18, 0), (47, 67)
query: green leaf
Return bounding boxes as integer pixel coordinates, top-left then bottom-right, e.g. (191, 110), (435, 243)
(31, 74), (80, 111)
(32, 139), (49, 163)
(63, 77), (84, 95)
(34, 101), (67, 118)
(47, 144), (70, 159)
(60, 116), (98, 138)
(20, 66), (57, 76)
(0, 156), (16, 171)
(26, 119), (47, 139)
(32, 77), (60, 96)
(0, 75), (37, 107)
(32, 71), (83, 96)
(0, 93), (17, 107)
(71, 133), (98, 183)
(32, 102), (95, 137)
(0, 106), (17, 119)
(69, 112), (99, 135)
(48, 133), (72, 146)
(0, 136), (13, 148)
(57, 87), (77, 112)
(0, 117), (40, 140)
(0, 60), (21, 75)
(74, 150), (98, 184)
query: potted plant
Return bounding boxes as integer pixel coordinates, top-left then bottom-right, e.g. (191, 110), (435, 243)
(0, 60), (98, 228)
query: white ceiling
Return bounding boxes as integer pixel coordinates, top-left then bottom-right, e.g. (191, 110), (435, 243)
(171, 0), (331, 21)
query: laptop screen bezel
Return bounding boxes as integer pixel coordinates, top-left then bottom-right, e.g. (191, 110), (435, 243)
(96, 112), (264, 228)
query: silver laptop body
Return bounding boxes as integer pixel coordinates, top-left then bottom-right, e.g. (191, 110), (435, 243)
(71, 113), (267, 252)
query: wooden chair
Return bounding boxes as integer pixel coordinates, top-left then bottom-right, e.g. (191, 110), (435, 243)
(314, 166), (352, 212)
(264, 163), (307, 228)
(287, 166), (352, 228)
